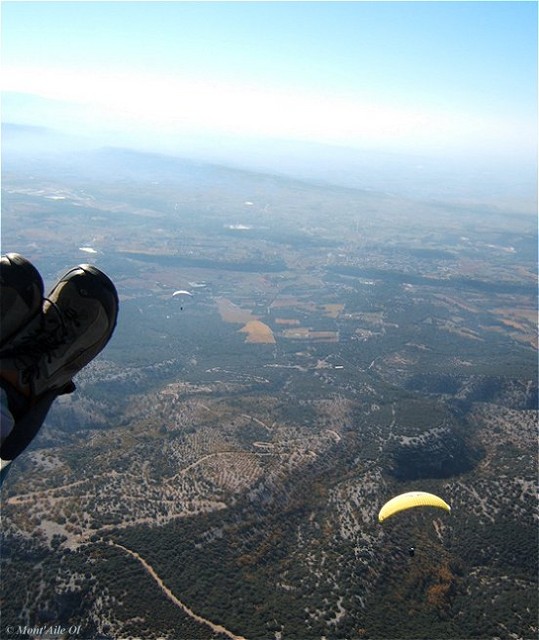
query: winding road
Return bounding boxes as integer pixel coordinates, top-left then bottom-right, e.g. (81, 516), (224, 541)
(109, 541), (247, 640)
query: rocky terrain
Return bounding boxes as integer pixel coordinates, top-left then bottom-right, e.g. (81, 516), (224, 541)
(1, 147), (537, 639)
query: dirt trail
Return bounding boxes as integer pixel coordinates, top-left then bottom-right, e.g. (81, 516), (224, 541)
(6, 479), (89, 504)
(109, 541), (247, 640)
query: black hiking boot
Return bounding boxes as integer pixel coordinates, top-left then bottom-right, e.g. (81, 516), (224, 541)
(0, 253), (44, 349)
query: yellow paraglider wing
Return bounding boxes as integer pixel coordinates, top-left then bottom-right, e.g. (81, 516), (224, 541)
(378, 491), (451, 523)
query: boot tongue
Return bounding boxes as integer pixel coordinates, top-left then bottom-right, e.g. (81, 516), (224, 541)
(0, 307), (66, 361)
(0, 301), (68, 399)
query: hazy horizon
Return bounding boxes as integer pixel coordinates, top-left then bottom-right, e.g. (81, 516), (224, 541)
(1, 1), (537, 205)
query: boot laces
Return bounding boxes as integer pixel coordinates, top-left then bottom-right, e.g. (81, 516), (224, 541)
(0, 300), (76, 382)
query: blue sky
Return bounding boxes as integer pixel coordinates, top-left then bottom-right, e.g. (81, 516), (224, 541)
(1, 1), (537, 164)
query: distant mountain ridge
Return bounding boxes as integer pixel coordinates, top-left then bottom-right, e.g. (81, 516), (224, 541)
(3, 121), (536, 209)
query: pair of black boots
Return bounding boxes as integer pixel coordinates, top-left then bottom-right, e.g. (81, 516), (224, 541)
(0, 253), (118, 474)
